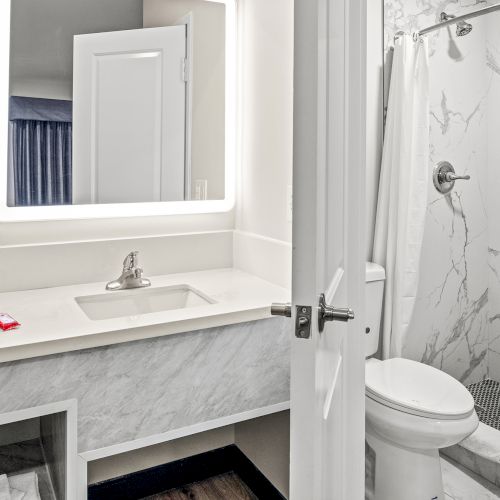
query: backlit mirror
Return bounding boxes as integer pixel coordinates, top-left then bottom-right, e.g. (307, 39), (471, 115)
(4, 0), (235, 218)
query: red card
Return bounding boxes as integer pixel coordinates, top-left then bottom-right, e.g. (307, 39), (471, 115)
(0, 314), (20, 331)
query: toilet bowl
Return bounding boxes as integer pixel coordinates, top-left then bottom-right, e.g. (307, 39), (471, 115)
(364, 264), (478, 500)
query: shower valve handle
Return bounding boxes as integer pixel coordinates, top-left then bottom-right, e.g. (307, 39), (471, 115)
(443, 172), (470, 182)
(433, 161), (471, 194)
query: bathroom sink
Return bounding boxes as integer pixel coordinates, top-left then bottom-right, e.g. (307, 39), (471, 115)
(75, 285), (215, 320)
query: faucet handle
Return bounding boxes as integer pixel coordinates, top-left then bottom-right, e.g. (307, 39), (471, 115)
(123, 251), (139, 271)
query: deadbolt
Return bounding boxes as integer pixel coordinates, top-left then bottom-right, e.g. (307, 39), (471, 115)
(318, 293), (355, 332)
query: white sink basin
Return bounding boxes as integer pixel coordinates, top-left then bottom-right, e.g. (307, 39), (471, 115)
(75, 285), (215, 320)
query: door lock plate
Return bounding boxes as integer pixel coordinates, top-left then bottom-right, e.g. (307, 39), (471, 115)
(295, 306), (312, 339)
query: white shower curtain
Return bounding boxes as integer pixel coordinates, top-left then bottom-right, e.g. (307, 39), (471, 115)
(373, 34), (430, 359)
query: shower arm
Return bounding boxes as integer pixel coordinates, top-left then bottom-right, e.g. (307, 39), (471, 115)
(418, 3), (500, 37)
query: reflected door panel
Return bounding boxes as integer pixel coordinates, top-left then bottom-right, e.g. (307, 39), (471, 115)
(73, 26), (187, 204)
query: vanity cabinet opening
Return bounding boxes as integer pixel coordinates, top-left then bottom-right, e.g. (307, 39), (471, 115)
(0, 403), (76, 500)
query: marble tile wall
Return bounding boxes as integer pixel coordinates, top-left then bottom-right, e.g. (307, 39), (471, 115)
(384, 0), (492, 384)
(486, 10), (500, 381)
(0, 318), (290, 454)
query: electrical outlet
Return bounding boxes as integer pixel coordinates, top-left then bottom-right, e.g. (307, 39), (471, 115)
(194, 179), (208, 200)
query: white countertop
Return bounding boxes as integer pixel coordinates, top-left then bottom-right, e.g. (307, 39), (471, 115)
(0, 268), (290, 363)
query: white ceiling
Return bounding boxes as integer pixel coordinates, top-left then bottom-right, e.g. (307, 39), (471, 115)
(10, 0), (143, 90)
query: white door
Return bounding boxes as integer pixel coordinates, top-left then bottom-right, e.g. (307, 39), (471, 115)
(282, 0), (367, 498)
(73, 26), (187, 204)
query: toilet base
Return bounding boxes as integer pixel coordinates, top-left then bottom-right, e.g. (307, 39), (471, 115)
(367, 424), (444, 500)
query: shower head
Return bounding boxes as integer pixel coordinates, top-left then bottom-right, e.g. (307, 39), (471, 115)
(456, 20), (473, 36)
(440, 12), (473, 37)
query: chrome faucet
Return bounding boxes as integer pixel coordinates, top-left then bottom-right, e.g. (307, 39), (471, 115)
(106, 251), (151, 291)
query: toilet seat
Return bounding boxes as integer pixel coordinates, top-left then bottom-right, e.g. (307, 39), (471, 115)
(366, 358), (475, 420)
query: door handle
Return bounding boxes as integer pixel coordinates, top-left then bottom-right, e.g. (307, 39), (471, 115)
(271, 303), (292, 317)
(318, 294), (354, 332)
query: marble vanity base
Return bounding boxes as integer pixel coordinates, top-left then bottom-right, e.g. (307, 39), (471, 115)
(442, 422), (500, 488)
(0, 318), (290, 455)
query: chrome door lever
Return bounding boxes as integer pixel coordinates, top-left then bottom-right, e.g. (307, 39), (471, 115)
(271, 303), (292, 317)
(318, 294), (355, 332)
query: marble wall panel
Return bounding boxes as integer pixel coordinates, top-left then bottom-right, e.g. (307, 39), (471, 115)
(384, 0), (490, 384)
(486, 8), (500, 381)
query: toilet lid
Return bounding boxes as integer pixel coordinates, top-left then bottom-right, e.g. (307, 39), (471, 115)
(366, 358), (475, 419)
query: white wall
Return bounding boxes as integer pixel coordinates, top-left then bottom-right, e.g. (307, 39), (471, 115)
(236, 0), (294, 245)
(365, 0), (384, 261)
(232, 0), (294, 290)
(9, 0), (144, 100)
(144, 0), (226, 201)
(235, 411), (290, 498)
(88, 426), (234, 484)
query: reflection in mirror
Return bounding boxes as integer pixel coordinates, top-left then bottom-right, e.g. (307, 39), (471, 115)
(8, 0), (226, 207)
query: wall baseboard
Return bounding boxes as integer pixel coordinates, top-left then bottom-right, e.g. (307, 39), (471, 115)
(88, 444), (286, 500)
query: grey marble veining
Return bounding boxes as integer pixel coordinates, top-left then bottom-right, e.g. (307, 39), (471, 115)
(0, 318), (290, 453)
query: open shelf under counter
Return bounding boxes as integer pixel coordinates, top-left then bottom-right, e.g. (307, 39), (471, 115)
(0, 401), (77, 500)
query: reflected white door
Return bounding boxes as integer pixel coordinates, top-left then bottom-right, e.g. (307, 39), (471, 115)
(73, 26), (187, 204)
(289, 0), (366, 498)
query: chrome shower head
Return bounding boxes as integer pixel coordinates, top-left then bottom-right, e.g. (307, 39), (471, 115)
(440, 11), (473, 37)
(456, 20), (473, 36)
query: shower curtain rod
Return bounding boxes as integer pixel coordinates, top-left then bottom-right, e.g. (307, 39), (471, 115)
(418, 3), (500, 36)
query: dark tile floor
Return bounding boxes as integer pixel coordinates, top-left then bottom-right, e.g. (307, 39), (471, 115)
(468, 379), (500, 430)
(141, 472), (258, 500)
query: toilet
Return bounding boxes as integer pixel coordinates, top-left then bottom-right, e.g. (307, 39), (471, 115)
(365, 263), (478, 500)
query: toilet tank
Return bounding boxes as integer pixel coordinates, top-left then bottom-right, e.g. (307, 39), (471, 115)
(365, 262), (386, 358)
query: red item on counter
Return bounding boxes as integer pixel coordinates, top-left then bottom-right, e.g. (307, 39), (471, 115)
(0, 314), (20, 331)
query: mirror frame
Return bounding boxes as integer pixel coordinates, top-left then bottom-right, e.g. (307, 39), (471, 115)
(0, 0), (236, 222)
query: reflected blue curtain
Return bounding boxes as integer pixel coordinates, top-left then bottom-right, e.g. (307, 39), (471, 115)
(9, 97), (72, 206)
